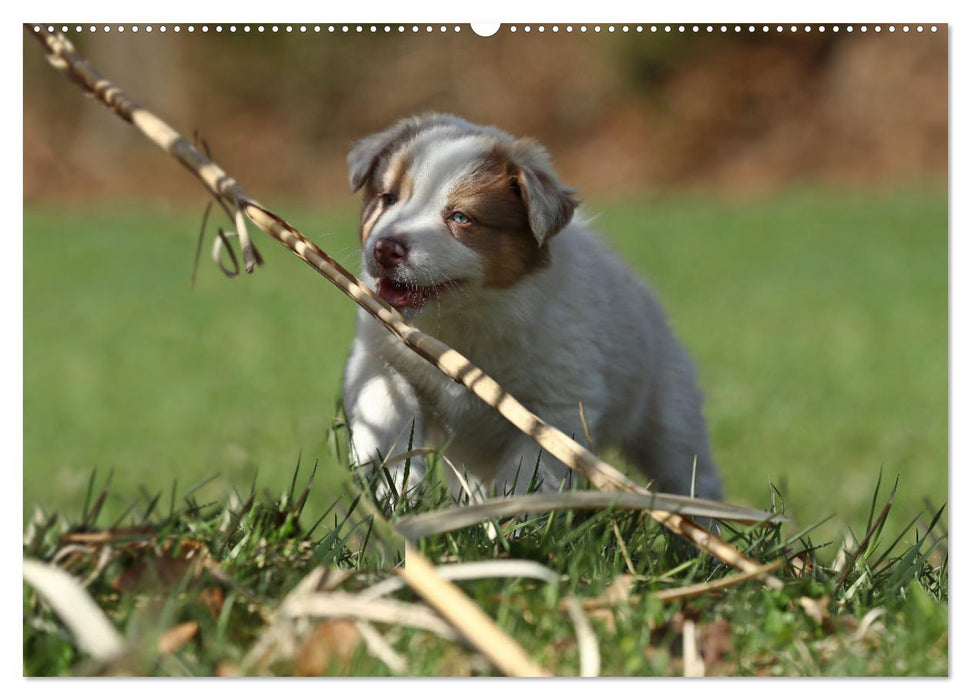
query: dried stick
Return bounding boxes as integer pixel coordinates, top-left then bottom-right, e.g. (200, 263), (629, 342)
(361, 559), (599, 676)
(28, 28), (261, 274)
(27, 26), (781, 590)
(398, 543), (551, 677)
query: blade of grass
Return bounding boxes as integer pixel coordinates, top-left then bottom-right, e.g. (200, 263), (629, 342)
(834, 481), (897, 592)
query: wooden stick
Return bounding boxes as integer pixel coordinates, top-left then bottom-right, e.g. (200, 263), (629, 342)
(398, 544), (551, 677)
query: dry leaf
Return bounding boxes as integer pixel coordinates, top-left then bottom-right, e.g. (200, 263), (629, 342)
(158, 621), (199, 654)
(798, 596), (831, 626)
(788, 554), (812, 577)
(217, 660), (242, 677)
(112, 540), (209, 592)
(601, 574), (636, 605)
(585, 608), (617, 633)
(580, 574), (636, 611)
(114, 556), (195, 591)
(296, 620), (362, 676)
(699, 619), (735, 675)
(852, 607), (886, 643)
(200, 586), (226, 618)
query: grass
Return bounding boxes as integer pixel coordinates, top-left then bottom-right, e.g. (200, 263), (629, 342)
(22, 461), (947, 676)
(22, 187), (947, 675)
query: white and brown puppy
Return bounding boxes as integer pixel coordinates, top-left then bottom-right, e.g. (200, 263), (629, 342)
(342, 114), (721, 503)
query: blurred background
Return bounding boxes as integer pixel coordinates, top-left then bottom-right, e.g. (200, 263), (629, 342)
(26, 27), (947, 201)
(23, 26), (947, 545)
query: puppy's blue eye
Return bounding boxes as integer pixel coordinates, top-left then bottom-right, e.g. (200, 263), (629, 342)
(381, 193), (397, 207)
(450, 212), (471, 225)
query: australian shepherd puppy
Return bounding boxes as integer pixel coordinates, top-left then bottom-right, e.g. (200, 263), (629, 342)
(342, 114), (722, 503)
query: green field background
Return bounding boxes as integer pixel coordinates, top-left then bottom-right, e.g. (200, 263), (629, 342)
(23, 189), (947, 545)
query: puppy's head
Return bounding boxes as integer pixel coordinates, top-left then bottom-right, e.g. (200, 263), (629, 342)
(348, 114), (578, 315)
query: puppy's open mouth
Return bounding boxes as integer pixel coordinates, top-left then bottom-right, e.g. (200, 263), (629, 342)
(377, 278), (461, 311)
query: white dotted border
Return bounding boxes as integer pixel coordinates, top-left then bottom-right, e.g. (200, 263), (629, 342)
(31, 24), (467, 34)
(30, 24), (941, 35)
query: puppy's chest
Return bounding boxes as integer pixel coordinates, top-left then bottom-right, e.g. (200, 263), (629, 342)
(383, 327), (532, 429)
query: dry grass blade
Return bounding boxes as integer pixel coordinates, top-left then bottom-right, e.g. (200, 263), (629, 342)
(578, 401), (595, 449)
(611, 519), (638, 576)
(650, 560), (784, 602)
(561, 596), (600, 677)
(441, 455), (498, 540)
(394, 490), (783, 540)
(379, 448), (438, 471)
(242, 566), (354, 672)
(852, 607), (886, 642)
(23, 559), (125, 663)
(576, 560), (783, 614)
(355, 621), (408, 674)
(28, 25), (781, 588)
(358, 559), (600, 676)
(234, 203), (260, 273)
(682, 619), (705, 677)
(399, 544), (551, 677)
(24, 507), (60, 554)
(831, 531), (856, 573)
(278, 592), (461, 641)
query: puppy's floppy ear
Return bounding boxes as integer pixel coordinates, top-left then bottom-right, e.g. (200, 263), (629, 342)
(510, 138), (579, 245)
(347, 122), (410, 193)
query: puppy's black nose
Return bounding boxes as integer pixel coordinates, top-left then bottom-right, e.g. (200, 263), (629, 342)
(374, 237), (408, 269)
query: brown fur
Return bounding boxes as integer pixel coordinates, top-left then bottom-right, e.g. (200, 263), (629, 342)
(446, 148), (551, 289)
(359, 148), (414, 243)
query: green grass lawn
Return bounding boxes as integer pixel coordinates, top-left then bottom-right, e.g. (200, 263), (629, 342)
(24, 188), (947, 540)
(23, 188), (947, 676)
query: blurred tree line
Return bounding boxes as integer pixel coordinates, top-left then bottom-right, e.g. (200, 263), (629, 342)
(24, 26), (946, 202)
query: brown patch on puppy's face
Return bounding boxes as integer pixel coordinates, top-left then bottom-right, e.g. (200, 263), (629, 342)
(358, 149), (414, 243)
(348, 115), (577, 308)
(446, 150), (550, 289)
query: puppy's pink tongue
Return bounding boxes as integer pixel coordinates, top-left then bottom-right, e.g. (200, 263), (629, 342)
(377, 278), (420, 309)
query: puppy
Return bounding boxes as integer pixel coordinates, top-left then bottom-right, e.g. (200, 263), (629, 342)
(342, 114), (722, 503)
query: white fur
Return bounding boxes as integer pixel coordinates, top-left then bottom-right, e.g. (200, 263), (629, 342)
(342, 121), (722, 503)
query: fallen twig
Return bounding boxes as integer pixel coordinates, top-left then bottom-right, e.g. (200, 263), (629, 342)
(650, 560), (784, 602)
(360, 558), (600, 676)
(398, 543), (552, 677)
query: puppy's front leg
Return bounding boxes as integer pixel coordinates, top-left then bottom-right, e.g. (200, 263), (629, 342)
(491, 430), (582, 496)
(342, 346), (426, 506)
